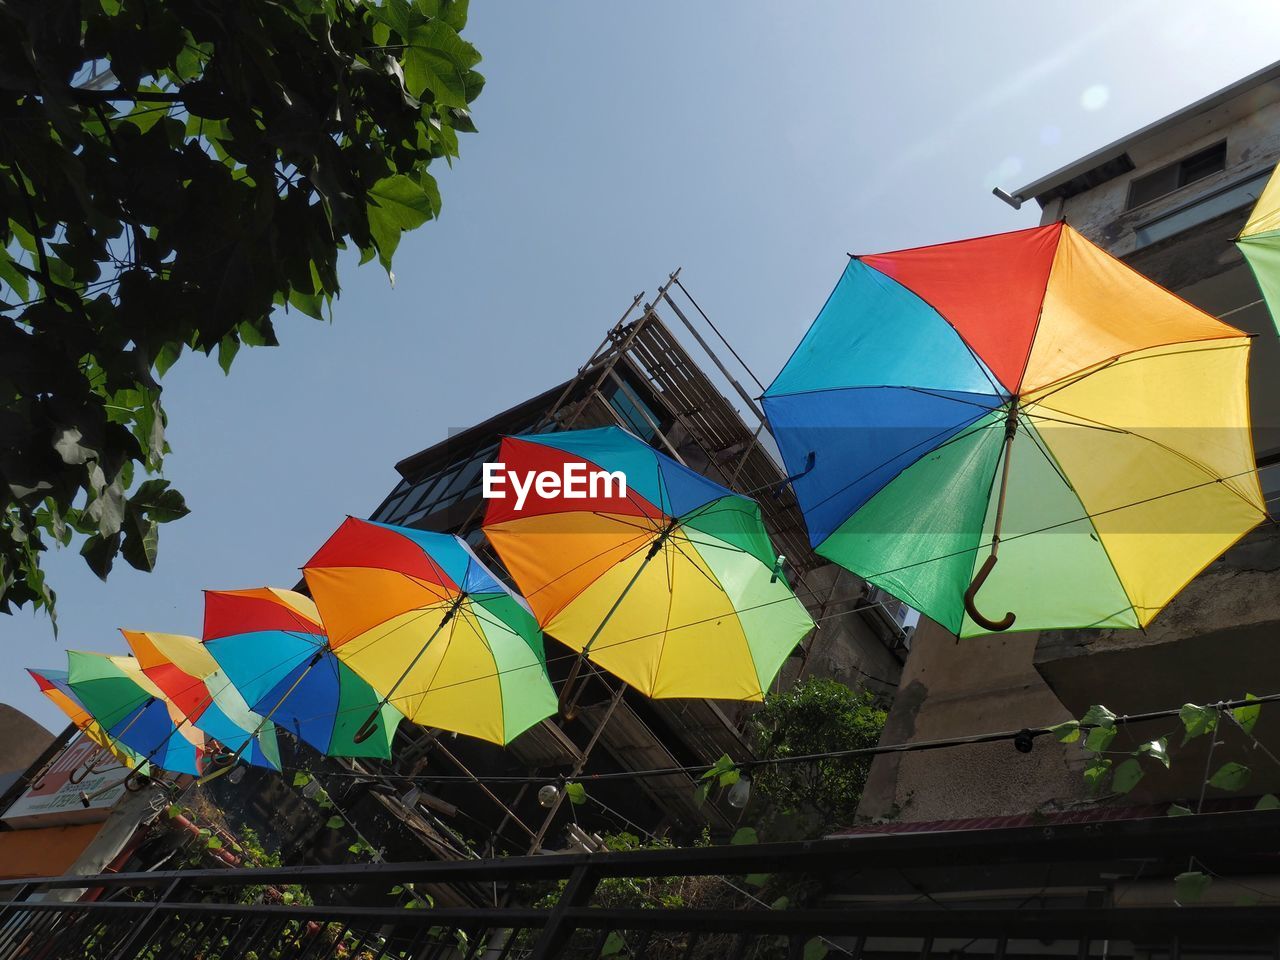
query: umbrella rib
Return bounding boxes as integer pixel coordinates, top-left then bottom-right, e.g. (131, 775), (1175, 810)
(512, 527), (655, 611)
(1022, 405), (1264, 515)
(649, 546), (679, 696)
(667, 532), (727, 592)
(411, 603), (469, 721)
(862, 464), (1264, 581)
(1022, 337), (1251, 404)
(875, 270), (1007, 398)
(765, 383), (1003, 410)
(800, 411), (1006, 517)
(1017, 413), (1074, 491)
(1017, 415), (1139, 625)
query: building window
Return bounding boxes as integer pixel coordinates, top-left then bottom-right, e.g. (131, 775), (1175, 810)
(605, 381), (661, 441)
(1126, 141), (1226, 210)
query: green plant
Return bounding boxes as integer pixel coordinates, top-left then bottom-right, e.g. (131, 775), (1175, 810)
(1060, 695), (1276, 905)
(0, 0), (480, 625)
(749, 676), (887, 836)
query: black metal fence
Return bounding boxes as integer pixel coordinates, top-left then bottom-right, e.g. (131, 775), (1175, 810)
(2, 809), (1279, 960)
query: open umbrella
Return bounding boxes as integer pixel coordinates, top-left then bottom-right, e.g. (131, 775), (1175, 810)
(27, 667), (148, 773)
(1236, 161), (1280, 332)
(65, 650), (206, 776)
(201, 587), (404, 760)
(763, 221), (1266, 637)
(482, 426), (815, 702)
(302, 519), (557, 746)
(122, 630), (281, 770)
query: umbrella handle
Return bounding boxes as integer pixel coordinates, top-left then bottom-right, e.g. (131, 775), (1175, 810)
(124, 770), (151, 793)
(963, 554), (1016, 633)
(353, 710), (380, 744)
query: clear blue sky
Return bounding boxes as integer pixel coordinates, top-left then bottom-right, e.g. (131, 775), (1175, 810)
(8, 2), (1280, 734)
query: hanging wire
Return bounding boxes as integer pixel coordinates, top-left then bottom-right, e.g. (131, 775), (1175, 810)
(297, 692), (1280, 788)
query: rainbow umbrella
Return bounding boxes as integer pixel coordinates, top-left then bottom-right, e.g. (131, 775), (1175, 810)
(202, 588), (403, 759)
(763, 222), (1266, 637)
(302, 519), (557, 746)
(27, 667), (148, 773)
(1236, 161), (1280, 332)
(121, 630), (281, 770)
(65, 650), (206, 776)
(482, 426), (815, 701)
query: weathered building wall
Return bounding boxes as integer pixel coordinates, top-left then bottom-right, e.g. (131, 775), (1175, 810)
(858, 618), (1083, 822)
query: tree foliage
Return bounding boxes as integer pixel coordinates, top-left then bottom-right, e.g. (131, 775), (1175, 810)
(749, 676), (887, 835)
(0, 0), (481, 626)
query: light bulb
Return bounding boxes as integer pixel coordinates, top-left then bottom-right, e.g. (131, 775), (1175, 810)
(537, 784), (560, 808)
(726, 775), (751, 809)
(227, 766), (246, 785)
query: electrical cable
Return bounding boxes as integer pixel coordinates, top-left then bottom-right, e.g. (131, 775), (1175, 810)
(298, 692), (1280, 789)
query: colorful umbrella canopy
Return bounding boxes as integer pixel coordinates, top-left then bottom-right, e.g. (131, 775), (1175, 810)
(27, 667), (148, 772)
(1236, 161), (1280, 332)
(202, 588), (404, 759)
(482, 426), (815, 700)
(763, 221), (1266, 637)
(122, 630), (281, 770)
(65, 650), (206, 776)
(302, 519), (557, 746)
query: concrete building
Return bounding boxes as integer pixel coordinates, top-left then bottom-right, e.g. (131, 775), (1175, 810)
(860, 61), (1280, 823)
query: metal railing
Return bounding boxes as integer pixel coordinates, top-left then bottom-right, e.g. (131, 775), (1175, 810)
(1, 809), (1279, 959)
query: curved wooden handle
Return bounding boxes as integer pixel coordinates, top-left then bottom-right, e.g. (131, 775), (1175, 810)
(964, 554), (1016, 633)
(352, 710), (380, 744)
(124, 771), (150, 793)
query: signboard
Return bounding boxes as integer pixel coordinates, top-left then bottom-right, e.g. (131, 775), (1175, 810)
(2, 734), (127, 829)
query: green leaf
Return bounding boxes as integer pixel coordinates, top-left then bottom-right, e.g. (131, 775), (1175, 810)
(600, 931), (625, 957)
(692, 780), (711, 808)
(803, 939), (830, 960)
(292, 772), (312, 788)
(1179, 703), (1218, 744)
(80, 532), (121, 581)
(130, 479), (190, 524)
(1111, 758), (1144, 794)
(1255, 793), (1280, 811)
(730, 827), (758, 846)
(564, 782), (586, 806)
(770, 896), (790, 910)
(325, 816), (344, 830)
(1174, 870), (1211, 903)
(744, 872), (770, 888)
(1083, 721), (1116, 753)
(402, 21), (481, 108)
(0, 250), (30, 301)
(1137, 737), (1170, 769)
(1047, 719), (1080, 743)
(1232, 693), (1261, 735)
(366, 174), (438, 268)
(719, 768), (740, 788)
(120, 513), (159, 572)
(205, 836), (223, 850)
(1080, 704), (1116, 726)
(165, 803), (182, 818)
(1083, 757), (1112, 794)
(701, 754), (736, 782)
(1167, 803), (1193, 817)
(1208, 761), (1251, 792)
(217, 332), (240, 374)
